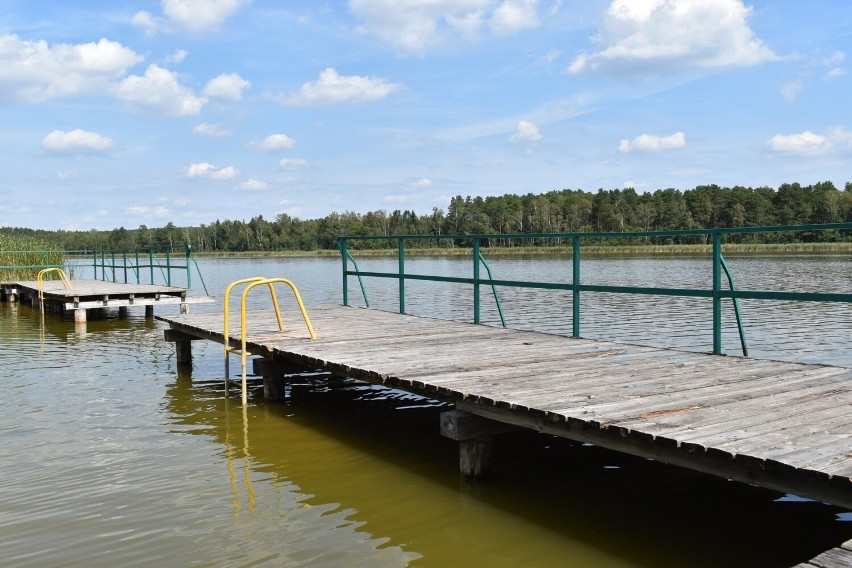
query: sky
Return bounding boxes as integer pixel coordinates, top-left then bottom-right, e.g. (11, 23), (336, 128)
(1, 0), (850, 231)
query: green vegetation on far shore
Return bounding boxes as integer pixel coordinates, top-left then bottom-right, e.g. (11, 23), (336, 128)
(2, 181), (851, 255)
(193, 241), (852, 259)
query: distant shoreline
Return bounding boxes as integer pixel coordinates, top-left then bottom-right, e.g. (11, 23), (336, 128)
(193, 242), (852, 259)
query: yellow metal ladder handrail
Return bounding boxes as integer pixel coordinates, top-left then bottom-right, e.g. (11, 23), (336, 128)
(224, 277), (284, 387)
(36, 268), (73, 306)
(223, 276), (317, 406)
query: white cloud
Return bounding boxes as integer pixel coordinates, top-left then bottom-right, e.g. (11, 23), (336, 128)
(56, 170), (80, 179)
(569, 0), (779, 75)
(238, 179), (268, 191)
(193, 123), (231, 137)
(184, 161), (239, 179)
(116, 64), (206, 115)
(780, 80), (803, 102)
(133, 0), (252, 35)
(350, 0), (548, 55)
(411, 177), (432, 189)
(618, 131), (686, 153)
(509, 120), (542, 142)
(766, 131), (831, 155)
(490, 0), (541, 36)
(827, 67), (847, 78)
(827, 127), (852, 148)
(278, 68), (401, 106)
(385, 194), (421, 203)
(765, 128), (852, 155)
(203, 72), (250, 101)
(822, 51), (845, 66)
(42, 129), (116, 154)
(254, 133), (296, 151)
(131, 11), (160, 36)
(127, 205), (171, 217)
(0, 35), (142, 104)
(279, 158), (309, 170)
(165, 49), (188, 64)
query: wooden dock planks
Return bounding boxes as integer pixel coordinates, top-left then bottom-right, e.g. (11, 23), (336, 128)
(157, 304), (852, 509)
(3, 279), (214, 310)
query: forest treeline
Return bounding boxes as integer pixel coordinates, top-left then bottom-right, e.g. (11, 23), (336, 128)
(4, 181), (852, 252)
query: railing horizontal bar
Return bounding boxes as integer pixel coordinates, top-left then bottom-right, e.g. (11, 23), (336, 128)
(718, 290), (852, 303)
(346, 271), (849, 302)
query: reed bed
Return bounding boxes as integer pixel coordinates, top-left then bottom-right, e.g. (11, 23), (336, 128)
(0, 233), (65, 282)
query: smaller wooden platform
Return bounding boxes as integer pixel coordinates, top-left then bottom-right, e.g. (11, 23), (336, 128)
(1, 279), (214, 320)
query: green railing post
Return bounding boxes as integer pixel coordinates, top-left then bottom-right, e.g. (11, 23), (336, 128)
(123, 252), (128, 283)
(185, 244), (192, 290)
(165, 246), (172, 286)
(340, 239), (349, 306)
(92, 250), (97, 279)
(712, 231), (722, 355)
(473, 238), (481, 324)
(135, 250), (140, 284)
(398, 238), (405, 314)
(572, 236), (580, 338)
(149, 249), (154, 284)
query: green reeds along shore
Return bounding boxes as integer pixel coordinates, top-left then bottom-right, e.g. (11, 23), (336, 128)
(0, 234), (64, 281)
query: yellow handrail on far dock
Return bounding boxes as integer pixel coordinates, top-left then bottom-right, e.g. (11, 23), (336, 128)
(36, 268), (73, 305)
(223, 276), (317, 407)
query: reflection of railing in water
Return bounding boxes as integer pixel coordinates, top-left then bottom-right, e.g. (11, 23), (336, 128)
(338, 223), (851, 357)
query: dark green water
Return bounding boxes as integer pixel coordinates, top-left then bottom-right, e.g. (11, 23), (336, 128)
(1, 255), (850, 566)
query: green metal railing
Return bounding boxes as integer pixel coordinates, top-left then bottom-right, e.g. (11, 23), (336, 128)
(338, 223), (851, 357)
(84, 244), (209, 295)
(1, 245), (209, 295)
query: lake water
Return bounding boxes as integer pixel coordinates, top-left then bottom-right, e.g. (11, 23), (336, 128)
(1, 254), (850, 567)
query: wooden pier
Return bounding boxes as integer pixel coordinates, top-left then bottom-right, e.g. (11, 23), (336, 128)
(158, 305), (851, 512)
(164, 303), (851, 566)
(2, 279), (214, 321)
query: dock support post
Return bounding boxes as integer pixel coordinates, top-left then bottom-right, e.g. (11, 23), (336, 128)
(164, 329), (203, 367)
(176, 341), (192, 365)
(118, 306), (128, 319)
(253, 358), (294, 402)
(459, 436), (494, 480)
(180, 303), (189, 315)
(145, 305), (154, 318)
(74, 308), (87, 323)
(441, 410), (519, 480)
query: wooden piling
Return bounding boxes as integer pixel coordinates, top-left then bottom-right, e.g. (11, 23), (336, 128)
(252, 358), (297, 402)
(164, 329), (203, 367)
(441, 410), (518, 479)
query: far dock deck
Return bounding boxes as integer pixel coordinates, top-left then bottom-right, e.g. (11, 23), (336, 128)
(2, 279), (214, 321)
(158, 305), (852, 511)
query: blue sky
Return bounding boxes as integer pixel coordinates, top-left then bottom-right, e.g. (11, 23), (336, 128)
(1, 0), (850, 231)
